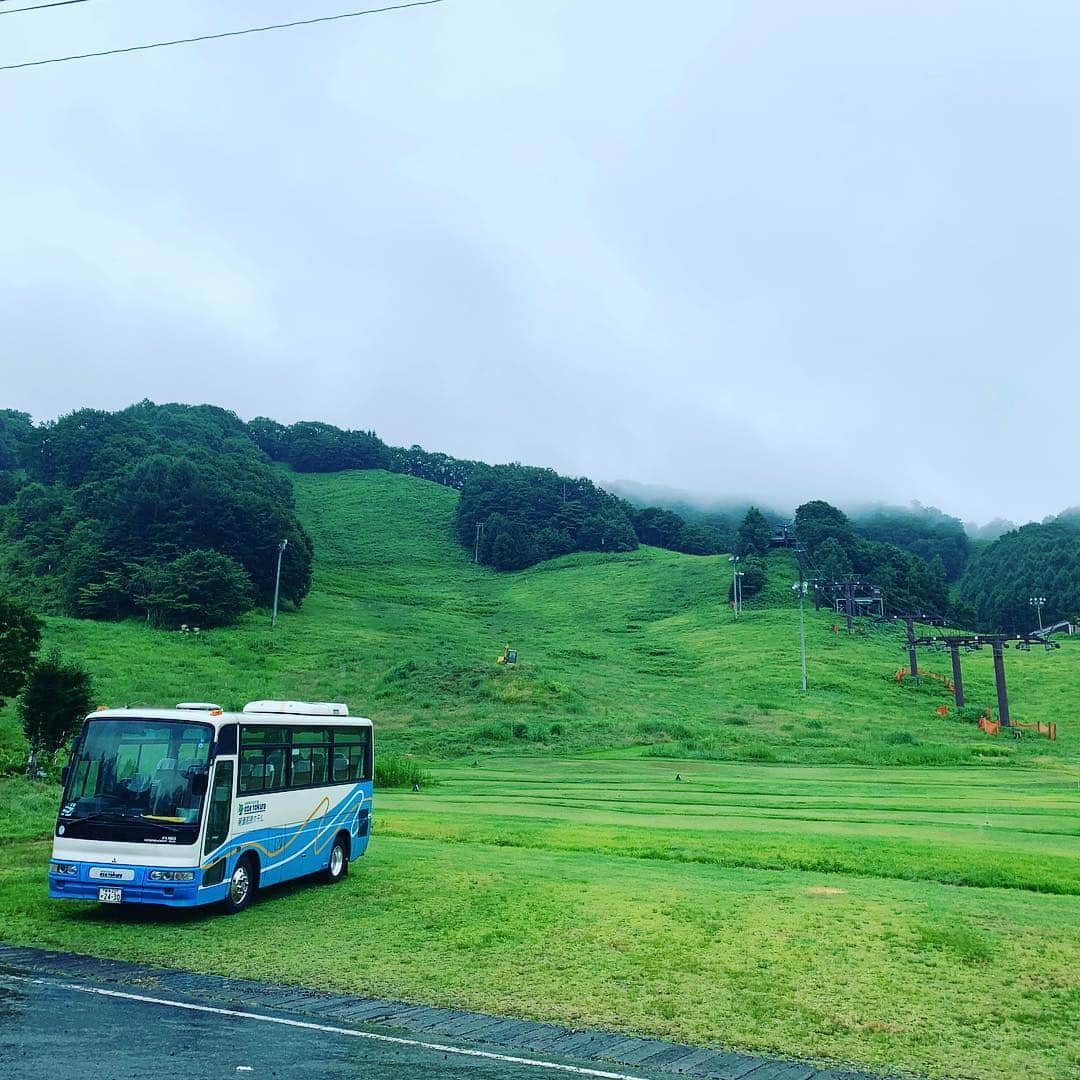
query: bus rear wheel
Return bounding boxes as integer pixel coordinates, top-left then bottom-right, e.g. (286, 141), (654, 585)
(223, 854), (258, 914)
(323, 834), (349, 884)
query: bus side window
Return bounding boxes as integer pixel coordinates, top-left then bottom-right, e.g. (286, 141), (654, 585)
(331, 727), (370, 782)
(239, 749), (265, 793)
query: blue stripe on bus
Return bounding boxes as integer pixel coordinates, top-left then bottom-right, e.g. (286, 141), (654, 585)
(202, 781), (371, 883)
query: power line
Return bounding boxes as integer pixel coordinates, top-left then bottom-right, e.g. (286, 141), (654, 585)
(0, 0), (446, 71)
(0, 0), (88, 14)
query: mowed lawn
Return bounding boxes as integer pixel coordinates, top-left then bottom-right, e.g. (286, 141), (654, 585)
(2, 761), (1079, 1080)
(380, 757), (1080, 895)
(2, 469), (1079, 1078)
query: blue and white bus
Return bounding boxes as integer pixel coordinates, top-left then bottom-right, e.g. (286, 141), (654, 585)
(50, 700), (372, 913)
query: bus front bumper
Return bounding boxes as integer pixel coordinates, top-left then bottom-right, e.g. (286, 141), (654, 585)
(49, 861), (204, 906)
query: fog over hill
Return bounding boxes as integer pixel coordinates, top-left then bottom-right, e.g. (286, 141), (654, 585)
(3, 2), (1078, 526)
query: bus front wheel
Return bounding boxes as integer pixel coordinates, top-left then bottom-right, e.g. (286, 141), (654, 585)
(323, 834), (349, 884)
(223, 854), (258, 914)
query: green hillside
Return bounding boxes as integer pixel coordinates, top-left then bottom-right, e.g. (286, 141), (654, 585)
(4, 468), (1075, 768)
(2, 468), (1079, 1080)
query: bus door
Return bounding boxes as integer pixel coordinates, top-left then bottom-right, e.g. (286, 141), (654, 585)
(202, 760), (234, 887)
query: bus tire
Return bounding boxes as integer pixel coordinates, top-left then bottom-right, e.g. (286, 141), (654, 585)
(323, 833), (349, 884)
(222, 854), (258, 914)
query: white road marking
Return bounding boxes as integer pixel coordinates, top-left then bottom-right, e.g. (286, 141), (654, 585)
(11, 975), (650, 1080)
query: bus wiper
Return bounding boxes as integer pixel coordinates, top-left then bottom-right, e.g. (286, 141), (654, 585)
(61, 807), (142, 826)
(60, 810), (116, 826)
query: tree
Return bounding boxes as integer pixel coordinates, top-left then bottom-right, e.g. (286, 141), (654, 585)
(0, 402), (314, 619)
(735, 507), (772, 557)
(0, 594), (43, 709)
(0, 409), (34, 471)
(813, 537), (853, 586)
(153, 550), (255, 627)
(794, 500), (856, 555)
(19, 648), (93, 778)
(731, 555), (767, 601)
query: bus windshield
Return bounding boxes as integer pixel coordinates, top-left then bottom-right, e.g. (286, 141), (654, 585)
(60, 718), (214, 841)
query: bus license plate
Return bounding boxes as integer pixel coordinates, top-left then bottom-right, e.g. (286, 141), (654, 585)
(98, 887), (122, 904)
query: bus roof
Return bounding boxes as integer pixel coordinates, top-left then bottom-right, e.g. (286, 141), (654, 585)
(82, 706), (371, 727)
(243, 700), (349, 717)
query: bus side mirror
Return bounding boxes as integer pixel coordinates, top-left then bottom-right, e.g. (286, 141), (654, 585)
(189, 767), (209, 798)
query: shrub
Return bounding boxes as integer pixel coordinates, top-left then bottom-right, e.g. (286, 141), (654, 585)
(19, 648), (93, 777)
(152, 550), (255, 628)
(375, 754), (431, 789)
(881, 730), (918, 745)
(0, 593), (42, 709)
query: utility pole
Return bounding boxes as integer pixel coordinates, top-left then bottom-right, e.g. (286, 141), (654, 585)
(945, 638), (965, 707)
(990, 637), (1011, 727)
(474, 522), (485, 564)
(271, 538), (288, 628)
(905, 616), (919, 682)
(729, 555), (740, 620)
(1029, 596), (1046, 633)
(844, 580), (854, 634)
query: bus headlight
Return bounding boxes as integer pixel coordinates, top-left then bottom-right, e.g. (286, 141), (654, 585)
(148, 870), (196, 882)
(51, 863), (78, 875)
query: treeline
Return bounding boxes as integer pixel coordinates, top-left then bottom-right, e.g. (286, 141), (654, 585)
(0, 403), (313, 627)
(248, 416), (480, 490)
(958, 520), (1080, 633)
(849, 504), (970, 581)
(792, 500), (950, 618)
(248, 417), (719, 568)
(454, 465), (637, 569)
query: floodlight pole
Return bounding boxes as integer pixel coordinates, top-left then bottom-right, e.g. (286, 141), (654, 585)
(793, 547), (808, 691)
(474, 522), (485, 564)
(795, 579), (807, 691)
(1029, 596), (1046, 633)
(729, 555), (740, 620)
(271, 538), (288, 628)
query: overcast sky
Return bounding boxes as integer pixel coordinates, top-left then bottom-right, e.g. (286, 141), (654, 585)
(2, 0), (1077, 525)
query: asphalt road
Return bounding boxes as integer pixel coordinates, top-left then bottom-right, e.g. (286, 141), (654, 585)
(0, 972), (655, 1080)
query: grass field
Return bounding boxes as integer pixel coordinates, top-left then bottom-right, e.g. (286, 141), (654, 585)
(3, 469), (1076, 767)
(3, 761), (1079, 1080)
(1, 469), (1078, 1078)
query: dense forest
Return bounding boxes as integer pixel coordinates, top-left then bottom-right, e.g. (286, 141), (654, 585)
(793, 500), (950, 619)
(849, 504), (970, 581)
(453, 465), (638, 570)
(248, 415), (481, 490)
(0, 403), (312, 626)
(958, 520), (1080, 633)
